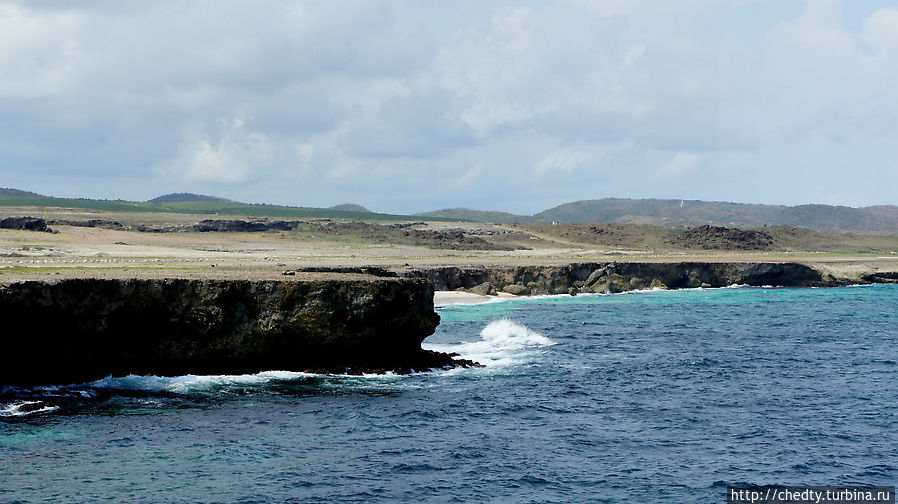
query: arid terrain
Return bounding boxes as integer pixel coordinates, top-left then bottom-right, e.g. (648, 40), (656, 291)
(3, 205), (898, 284)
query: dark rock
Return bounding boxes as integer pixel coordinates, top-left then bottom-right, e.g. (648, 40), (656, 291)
(402, 261), (837, 295)
(862, 271), (898, 283)
(670, 224), (775, 250)
(47, 219), (125, 231)
(15, 401), (50, 413)
(0, 217), (49, 232)
(316, 221), (515, 251)
(0, 277), (469, 386)
(191, 219), (300, 233)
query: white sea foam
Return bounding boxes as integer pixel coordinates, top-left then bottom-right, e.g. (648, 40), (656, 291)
(423, 319), (555, 368)
(84, 369), (410, 394)
(89, 370), (319, 393)
(0, 401), (59, 417)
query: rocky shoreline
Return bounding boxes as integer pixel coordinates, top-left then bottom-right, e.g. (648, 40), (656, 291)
(403, 261), (843, 295)
(3, 260), (896, 387)
(295, 260), (895, 296)
(0, 277), (475, 387)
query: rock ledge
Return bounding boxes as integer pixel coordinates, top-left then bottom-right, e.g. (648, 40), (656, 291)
(0, 277), (471, 386)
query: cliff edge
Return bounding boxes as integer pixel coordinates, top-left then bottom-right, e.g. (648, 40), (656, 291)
(0, 277), (464, 386)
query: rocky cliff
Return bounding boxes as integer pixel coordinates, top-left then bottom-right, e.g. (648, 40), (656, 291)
(291, 261), (848, 295)
(405, 262), (839, 295)
(0, 277), (465, 387)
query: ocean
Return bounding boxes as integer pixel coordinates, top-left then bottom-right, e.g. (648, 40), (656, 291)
(2, 285), (896, 503)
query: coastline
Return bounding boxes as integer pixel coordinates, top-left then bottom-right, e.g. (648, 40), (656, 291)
(4, 259), (896, 383)
(0, 275), (474, 387)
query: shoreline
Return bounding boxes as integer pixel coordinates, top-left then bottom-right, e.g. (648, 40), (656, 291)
(0, 276), (475, 387)
(434, 291), (519, 306)
(3, 259), (897, 385)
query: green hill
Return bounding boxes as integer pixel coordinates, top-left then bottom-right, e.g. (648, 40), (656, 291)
(415, 208), (534, 224)
(329, 203), (371, 213)
(0, 188), (47, 198)
(416, 198), (898, 234)
(147, 193), (235, 204)
(0, 189), (441, 222)
(534, 199), (898, 234)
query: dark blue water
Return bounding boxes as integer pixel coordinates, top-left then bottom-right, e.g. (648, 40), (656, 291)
(2, 285), (897, 503)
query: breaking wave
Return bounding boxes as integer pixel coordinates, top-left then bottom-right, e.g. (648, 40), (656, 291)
(423, 319), (555, 367)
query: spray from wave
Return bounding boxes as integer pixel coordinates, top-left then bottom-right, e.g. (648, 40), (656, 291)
(423, 319), (555, 368)
(1, 321), (553, 416)
(0, 400), (60, 417)
(88, 370), (318, 394)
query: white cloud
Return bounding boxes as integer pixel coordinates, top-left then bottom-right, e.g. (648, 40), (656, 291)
(2, 0), (898, 210)
(159, 119), (270, 184)
(861, 8), (898, 52)
(654, 152), (711, 178)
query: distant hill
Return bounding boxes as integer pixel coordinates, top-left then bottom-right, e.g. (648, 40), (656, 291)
(534, 199), (898, 234)
(0, 188), (47, 198)
(147, 193), (234, 204)
(0, 190), (448, 222)
(329, 203), (371, 213)
(415, 208), (535, 224)
(415, 198), (898, 235)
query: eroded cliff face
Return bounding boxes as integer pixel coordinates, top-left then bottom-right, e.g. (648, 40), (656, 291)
(0, 278), (455, 386)
(403, 262), (839, 295)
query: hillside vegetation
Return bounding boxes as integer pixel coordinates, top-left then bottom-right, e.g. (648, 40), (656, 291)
(535, 199), (898, 234)
(423, 198), (898, 235)
(415, 208), (535, 224)
(329, 204), (371, 213)
(0, 188), (47, 198)
(147, 193), (234, 204)
(523, 223), (898, 254)
(4, 188), (898, 234)
(0, 191), (438, 222)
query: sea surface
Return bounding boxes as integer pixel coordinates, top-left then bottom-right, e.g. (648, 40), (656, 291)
(2, 285), (896, 503)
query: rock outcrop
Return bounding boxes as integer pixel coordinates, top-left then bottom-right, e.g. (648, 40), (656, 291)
(405, 262), (837, 295)
(0, 217), (50, 232)
(190, 219), (299, 233)
(293, 262), (846, 295)
(0, 277), (470, 387)
(669, 225), (775, 250)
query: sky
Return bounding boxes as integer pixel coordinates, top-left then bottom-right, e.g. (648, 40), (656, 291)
(1, 0), (897, 215)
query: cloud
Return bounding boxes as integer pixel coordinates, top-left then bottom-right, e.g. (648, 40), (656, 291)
(654, 152), (711, 178)
(159, 119), (272, 184)
(1, 0), (898, 210)
(861, 8), (898, 51)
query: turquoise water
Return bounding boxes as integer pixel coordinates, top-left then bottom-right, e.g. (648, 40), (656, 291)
(2, 285), (897, 503)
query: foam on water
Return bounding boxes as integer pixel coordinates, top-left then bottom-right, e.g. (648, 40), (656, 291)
(86, 369), (415, 395)
(0, 401), (59, 417)
(88, 370), (320, 394)
(423, 319), (555, 367)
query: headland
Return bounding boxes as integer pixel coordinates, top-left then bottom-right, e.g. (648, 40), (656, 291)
(2, 205), (898, 385)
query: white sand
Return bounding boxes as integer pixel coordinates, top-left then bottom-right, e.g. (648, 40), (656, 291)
(433, 291), (517, 306)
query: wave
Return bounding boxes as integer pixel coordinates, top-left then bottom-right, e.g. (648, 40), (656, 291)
(0, 400), (59, 417)
(87, 370), (322, 394)
(423, 319), (555, 368)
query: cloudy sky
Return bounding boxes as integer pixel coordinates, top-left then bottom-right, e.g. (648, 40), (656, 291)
(1, 0), (897, 214)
